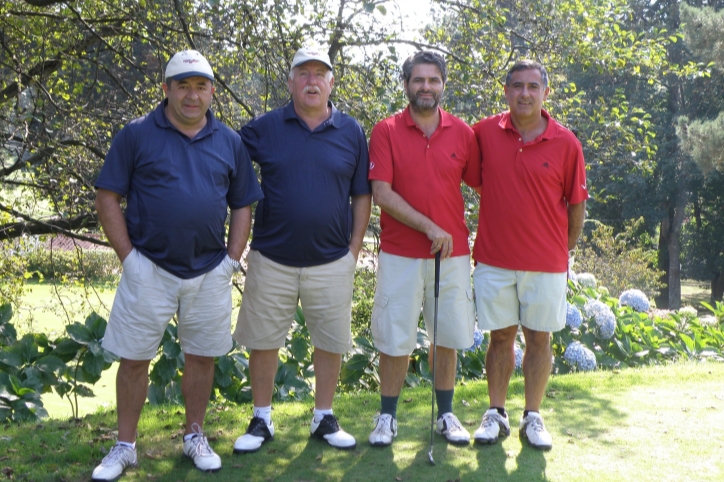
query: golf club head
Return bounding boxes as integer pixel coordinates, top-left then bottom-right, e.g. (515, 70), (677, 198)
(428, 450), (436, 465)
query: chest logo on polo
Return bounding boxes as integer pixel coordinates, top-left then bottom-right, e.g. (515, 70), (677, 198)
(450, 152), (457, 159)
(542, 162), (549, 168)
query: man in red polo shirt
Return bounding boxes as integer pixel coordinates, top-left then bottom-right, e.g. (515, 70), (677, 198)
(367, 51), (481, 447)
(471, 60), (588, 450)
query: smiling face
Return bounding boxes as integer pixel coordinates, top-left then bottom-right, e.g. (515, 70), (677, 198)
(162, 76), (215, 131)
(288, 60), (334, 115)
(504, 67), (550, 123)
(404, 63), (444, 113)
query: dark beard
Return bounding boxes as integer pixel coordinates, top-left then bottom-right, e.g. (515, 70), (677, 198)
(407, 89), (440, 113)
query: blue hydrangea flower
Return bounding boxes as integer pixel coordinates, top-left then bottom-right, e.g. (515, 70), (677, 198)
(465, 327), (484, 351)
(514, 344), (524, 369)
(563, 341), (597, 371)
(584, 299), (616, 339)
(619, 289), (650, 312)
(577, 273), (597, 288)
(566, 303), (583, 329)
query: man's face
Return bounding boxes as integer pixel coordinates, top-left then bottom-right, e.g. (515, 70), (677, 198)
(288, 61), (334, 112)
(504, 68), (550, 120)
(162, 76), (215, 129)
(404, 63), (444, 113)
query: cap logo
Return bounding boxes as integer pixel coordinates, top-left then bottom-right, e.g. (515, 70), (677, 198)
(183, 59), (200, 64)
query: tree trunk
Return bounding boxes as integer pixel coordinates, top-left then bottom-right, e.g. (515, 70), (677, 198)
(667, 196), (687, 311)
(712, 272), (724, 304)
(656, 219), (670, 309)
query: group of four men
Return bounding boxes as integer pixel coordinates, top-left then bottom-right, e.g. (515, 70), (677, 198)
(91, 46), (587, 480)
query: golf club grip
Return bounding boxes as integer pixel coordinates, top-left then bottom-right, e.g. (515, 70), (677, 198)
(434, 251), (441, 297)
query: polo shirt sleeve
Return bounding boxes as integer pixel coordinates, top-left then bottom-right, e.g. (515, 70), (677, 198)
(238, 119), (260, 162)
(94, 125), (135, 196)
(227, 137), (264, 210)
(368, 121), (393, 183)
(462, 128), (482, 189)
(350, 123), (372, 196)
(564, 136), (589, 205)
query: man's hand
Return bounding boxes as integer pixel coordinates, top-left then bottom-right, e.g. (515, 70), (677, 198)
(426, 225), (453, 258)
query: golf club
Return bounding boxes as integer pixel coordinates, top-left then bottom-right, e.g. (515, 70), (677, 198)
(428, 250), (441, 466)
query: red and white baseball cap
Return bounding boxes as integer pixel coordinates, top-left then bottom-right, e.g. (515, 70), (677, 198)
(165, 50), (214, 82)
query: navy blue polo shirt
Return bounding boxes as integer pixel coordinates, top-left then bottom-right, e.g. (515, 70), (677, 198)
(96, 100), (263, 279)
(240, 102), (371, 267)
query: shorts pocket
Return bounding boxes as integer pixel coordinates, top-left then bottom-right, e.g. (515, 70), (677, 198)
(121, 248), (138, 274)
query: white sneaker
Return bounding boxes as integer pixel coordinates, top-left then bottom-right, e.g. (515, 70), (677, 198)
(519, 412), (553, 450)
(234, 417), (274, 453)
(310, 414), (356, 449)
(182, 423), (222, 472)
(473, 408), (511, 444)
(368, 414), (397, 447)
(91, 443), (137, 481)
(435, 412), (470, 445)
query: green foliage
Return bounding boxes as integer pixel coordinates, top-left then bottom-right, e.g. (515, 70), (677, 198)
(677, 112), (724, 174)
(24, 247), (120, 283)
(575, 218), (664, 298)
(0, 304), (117, 421)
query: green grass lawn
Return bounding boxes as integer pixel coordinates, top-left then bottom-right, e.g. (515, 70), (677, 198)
(681, 279), (712, 312)
(2, 361), (723, 481)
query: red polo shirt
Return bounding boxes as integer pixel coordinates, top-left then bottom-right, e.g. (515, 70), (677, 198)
(369, 106), (482, 258)
(472, 110), (588, 272)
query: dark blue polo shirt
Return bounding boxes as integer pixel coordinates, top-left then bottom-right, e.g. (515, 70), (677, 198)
(96, 100), (263, 279)
(240, 102), (370, 267)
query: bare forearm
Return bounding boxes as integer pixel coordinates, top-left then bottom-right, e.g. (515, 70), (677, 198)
(227, 206), (252, 261)
(371, 180), (452, 257)
(568, 201), (586, 250)
(95, 188), (133, 262)
(349, 194), (372, 259)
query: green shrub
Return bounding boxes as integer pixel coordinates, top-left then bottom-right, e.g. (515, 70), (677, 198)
(574, 217), (664, 298)
(24, 248), (120, 283)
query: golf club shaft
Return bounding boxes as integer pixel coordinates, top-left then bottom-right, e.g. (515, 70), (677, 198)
(429, 251), (441, 465)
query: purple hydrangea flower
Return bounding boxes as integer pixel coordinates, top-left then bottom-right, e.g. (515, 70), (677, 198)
(584, 299), (616, 339)
(514, 344), (524, 369)
(564, 341), (597, 371)
(619, 289), (650, 312)
(577, 273), (597, 288)
(465, 326), (484, 351)
(566, 303), (583, 329)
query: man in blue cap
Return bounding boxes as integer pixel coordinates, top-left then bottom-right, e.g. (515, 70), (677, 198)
(92, 49), (263, 480)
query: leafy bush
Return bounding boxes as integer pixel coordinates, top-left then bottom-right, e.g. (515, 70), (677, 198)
(575, 218), (664, 298)
(24, 247), (120, 283)
(0, 304), (117, 421)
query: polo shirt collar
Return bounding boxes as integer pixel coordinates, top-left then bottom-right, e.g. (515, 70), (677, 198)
(283, 101), (340, 129)
(499, 108), (556, 140)
(402, 105), (453, 129)
(153, 99), (217, 138)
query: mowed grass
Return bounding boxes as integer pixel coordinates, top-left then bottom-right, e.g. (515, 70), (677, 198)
(681, 279), (712, 313)
(2, 361), (723, 481)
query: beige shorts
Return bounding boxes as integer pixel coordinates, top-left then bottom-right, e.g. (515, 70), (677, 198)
(233, 249), (356, 353)
(371, 251), (475, 356)
(102, 248), (234, 360)
(473, 262), (567, 333)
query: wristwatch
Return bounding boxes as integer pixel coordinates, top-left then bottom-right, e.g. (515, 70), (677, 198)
(228, 255), (242, 272)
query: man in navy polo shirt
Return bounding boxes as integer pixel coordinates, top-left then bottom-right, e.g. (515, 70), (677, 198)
(93, 50), (263, 480)
(232, 46), (371, 452)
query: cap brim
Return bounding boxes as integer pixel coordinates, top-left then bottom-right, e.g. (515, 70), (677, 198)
(167, 72), (215, 82)
(292, 59), (333, 71)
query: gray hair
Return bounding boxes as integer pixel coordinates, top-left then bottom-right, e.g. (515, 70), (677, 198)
(505, 60), (548, 88)
(401, 51), (447, 85)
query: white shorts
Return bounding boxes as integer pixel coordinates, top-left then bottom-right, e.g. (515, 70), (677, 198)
(473, 262), (567, 333)
(371, 251), (475, 356)
(102, 248), (235, 360)
(233, 250), (356, 354)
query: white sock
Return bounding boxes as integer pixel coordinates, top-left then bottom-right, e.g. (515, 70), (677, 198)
(253, 405), (272, 425)
(183, 433), (197, 442)
(116, 441), (135, 449)
(313, 408), (333, 423)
